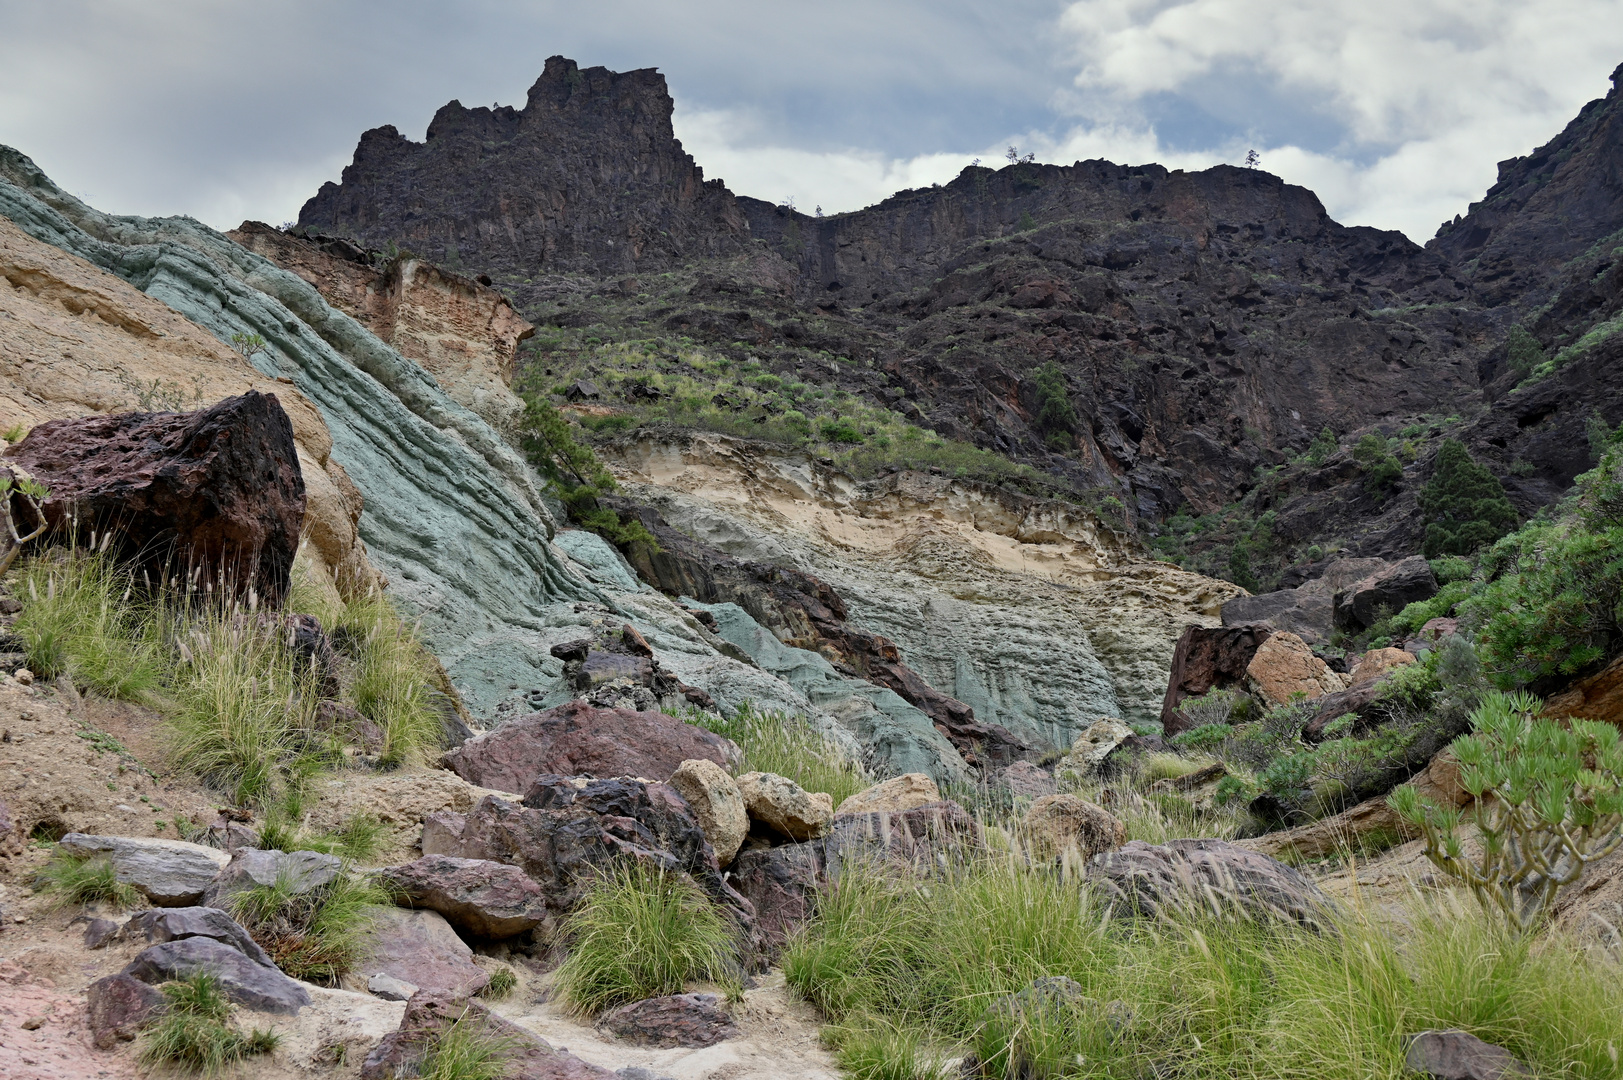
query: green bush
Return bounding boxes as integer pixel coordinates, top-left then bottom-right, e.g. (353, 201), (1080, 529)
(553, 862), (740, 1016)
(1505, 324), (1547, 376)
(1391, 690), (1623, 932)
(33, 851), (141, 910)
(1391, 579), (1472, 634)
(140, 973), (278, 1072)
(1419, 440), (1517, 557)
(819, 418), (864, 444)
(1030, 361), (1076, 439)
(1353, 434), (1402, 498)
(515, 392), (656, 550)
(1305, 425), (1339, 466)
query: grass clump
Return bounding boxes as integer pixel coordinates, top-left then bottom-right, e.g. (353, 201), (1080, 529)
(686, 701), (870, 808)
(418, 1014), (516, 1080)
(479, 964), (518, 1000)
(553, 861), (740, 1016)
(13, 547), (164, 699)
(784, 857), (1623, 1079)
(256, 810), (385, 862)
(228, 868), (388, 985)
(140, 973), (279, 1073)
(327, 590), (445, 768)
(826, 1016), (953, 1080)
(33, 851), (140, 910)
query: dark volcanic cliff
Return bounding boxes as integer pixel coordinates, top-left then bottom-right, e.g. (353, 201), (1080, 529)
(298, 56), (750, 276)
(299, 57), (1623, 575)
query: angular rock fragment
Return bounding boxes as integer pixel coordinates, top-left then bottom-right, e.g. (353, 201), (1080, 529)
(377, 854), (551, 939)
(1245, 631), (1347, 707)
(598, 993), (738, 1048)
(835, 773), (940, 816)
(202, 847), (341, 909)
(356, 907), (490, 998)
(1161, 625), (1272, 734)
(86, 973), (167, 1049)
(127, 905), (275, 967)
(1333, 556), (1438, 631)
(124, 936), (310, 1014)
(1024, 795), (1126, 862)
(361, 989), (616, 1080)
(1405, 1030), (1530, 1080)
(737, 771), (833, 842)
(728, 842), (824, 956)
(668, 759), (748, 865)
(57, 833), (230, 907)
(1086, 838), (1337, 931)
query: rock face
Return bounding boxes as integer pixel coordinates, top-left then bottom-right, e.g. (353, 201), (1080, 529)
(1542, 652), (1623, 730)
(1024, 795), (1127, 862)
(356, 907), (491, 997)
(1220, 558), (1390, 645)
(377, 855), (551, 939)
(228, 222), (532, 430)
(441, 700), (738, 793)
(1086, 839), (1336, 930)
(1244, 632), (1347, 708)
(299, 56), (750, 278)
(668, 759), (748, 866)
(8, 392), (304, 602)
(57, 834), (230, 907)
(736, 772), (834, 842)
(124, 936), (311, 1013)
(597, 993), (738, 1049)
(1160, 625), (1271, 734)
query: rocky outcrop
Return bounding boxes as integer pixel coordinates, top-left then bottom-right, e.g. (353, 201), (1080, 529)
(1333, 556), (1438, 631)
(1220, 557), (1389, 644)
(356, 907), (491, 997)
(9, 392), (304, 602)
(229, 222), (531, 430)
(57, 834), (230, 907)
(299, 56), (750, 277)
(1161, 625), (1270, 734)
(441, 700), (738, 793)
(1544, 653), (1623, 729)
(1086, 838), (1337, 931)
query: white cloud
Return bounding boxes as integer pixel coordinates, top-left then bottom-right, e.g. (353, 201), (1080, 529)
(1054, 0), (1623, 239)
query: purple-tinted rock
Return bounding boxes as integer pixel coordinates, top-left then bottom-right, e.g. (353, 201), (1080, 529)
(356, 906), (489, 998)
(1405, 1030), (1530, 1080)
(86, 973), (167, 1049)
(598, 993), (738, 1048)
(123, 936), (310, 1014)
(378, 855), (551, 939)
(127, 905), (274, 967)
(361, 990), (616, 1080)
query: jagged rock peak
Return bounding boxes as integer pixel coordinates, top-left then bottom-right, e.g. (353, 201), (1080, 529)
(298, 56), (750, 277)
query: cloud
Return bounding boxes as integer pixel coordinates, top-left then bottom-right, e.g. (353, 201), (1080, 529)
(1052, 0), (1623, 239)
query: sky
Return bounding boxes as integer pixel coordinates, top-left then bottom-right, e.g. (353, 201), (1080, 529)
(1, 1), (1620, 243)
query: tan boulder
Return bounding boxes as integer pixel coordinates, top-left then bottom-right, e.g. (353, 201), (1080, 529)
(1544, 653), (1623, 731)
(737, 772), (833, 842)
(1348, 647), (1416, 688)
(1069, 718), (1135, 769)
(1024, 795), (1127, 862)
(835, 773), (941, 817)
(670, 759), (749, 865)
(0, 216), (379, 599)
(1245, 631), (1347, 707)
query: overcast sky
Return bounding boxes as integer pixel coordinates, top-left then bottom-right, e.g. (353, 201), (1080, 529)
(2, 1), (1620, 243)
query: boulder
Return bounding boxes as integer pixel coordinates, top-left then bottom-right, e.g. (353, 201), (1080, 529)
(998, 760), (1057, 800)
(826, 800), (983, 876)
(1405, 1030), (1530, 1080)
(83, 917), (123, 949)
(1299, 678), (1392, 740)
(361, 990), (616, 1080)
(668, 759), (749, 865)
(836, 773), (940, 816)
(441, 700), (739, 793)
(367, 973), (419, 1001)
(1348, 646), (1417, 688)
(86, 972), (167, 1049)
(1161, 625), (1272, 734)
(1067, 719), (1135, 771)
(1024, 795), (1127, 862)
(1244, 632), (1347, 707)
(127, 906), (275, 967)
(1220, 557), (1390, 645)
(598, 993), (738, 1048)
(356, 907), (490, 998)
(737, 772), (834, 842)
(728, 842), (824, 956)
(124, 936), (311, 1013)
(1086, 839), (1337, 931)
(376, 855), (551, 939)
(1333, 556), (1439, 631)
(1544, 652), (1623, 730)
(6, 391), (305, 603)
(422, 778), (755, 928)
(57, 834), (230, 907)
(202, 847), (342, 909)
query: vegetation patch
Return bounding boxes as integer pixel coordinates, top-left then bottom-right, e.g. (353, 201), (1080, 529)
(33, 850), (141, 910)
(140, 973), (279, 1073)
(686, 701), (870, 808)
(228, 867), (389, 985)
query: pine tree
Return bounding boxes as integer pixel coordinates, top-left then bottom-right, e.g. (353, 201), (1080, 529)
(1420, 439), (1518, 557)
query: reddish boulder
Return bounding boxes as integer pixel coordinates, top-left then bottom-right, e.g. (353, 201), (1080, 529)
(1544, 652), (1623, 731)
(86, 973), (167, 1049)
(377, 855), (551, 939)
(1161, 625), (1272, 734)
(729, 841), (824, 955)
(441, 700), (739, 792)
(6, 391), (305, 603)
(361, 991), (615, 1080)
(356, 907), (489, 998)
(598, 993), (738, 1048)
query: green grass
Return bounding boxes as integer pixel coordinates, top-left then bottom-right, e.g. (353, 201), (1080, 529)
(33, 851), (141, 910)
(478, 964), (518, 1000)
(826, 1016), (953, 1080)
(783, 857), (1623, 1079)
(553, 861), (741, 1016)
(139, 973), (279, 1073)
(418, 1015), (516, 1080)
(228, 867), (389, 985)
(687, 702), (871, 807)
(255, 810), (385, 862)
(13, 548), (164, 699)
(325, 590), (444, 767)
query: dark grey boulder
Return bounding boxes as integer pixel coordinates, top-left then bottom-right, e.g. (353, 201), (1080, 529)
(202, 847), (341, 908)
(598, 993), (738, 1048)
(123, 936), (310, 1014)
(127, 906), (275, 967)
(57, 834), (230, 907)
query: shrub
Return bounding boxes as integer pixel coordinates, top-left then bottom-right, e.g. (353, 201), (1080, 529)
(514, 392), (656, 550)
(1353, 433), (1402, 498)
(1505, 324), (1547, 376)
(229, 868), (388, 985)
(34, 851), (141, 910)
(1030, 361), (1076, 440)
(553, 862), (740, 1016)
(1419, 440), (1517, 557)
(140, 973), (278, 1072)
(479, 965), (518, 1000)
(1305, 425), (1338, 466)
(1391, 690), (1623, 932)
(331, 591), (444, 767)
(819, 418), (864, 444)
